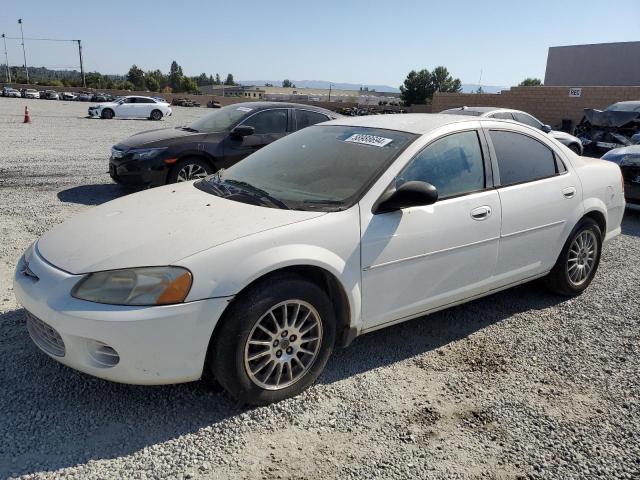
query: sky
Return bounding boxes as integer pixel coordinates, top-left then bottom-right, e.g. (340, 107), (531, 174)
(1, 0), (639, 88)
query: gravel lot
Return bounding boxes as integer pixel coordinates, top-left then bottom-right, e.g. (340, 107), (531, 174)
(1, 96), (639, 480)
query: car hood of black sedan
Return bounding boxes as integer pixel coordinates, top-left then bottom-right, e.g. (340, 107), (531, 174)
(115, 127), (226, 149)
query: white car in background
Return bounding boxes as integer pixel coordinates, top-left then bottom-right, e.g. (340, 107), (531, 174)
(24, 89), (40, 99)
(441, 106), (584, 155)
(88, 95), (172, 120)
(5, 88), (21, 98)
(14, 114), (624, 405)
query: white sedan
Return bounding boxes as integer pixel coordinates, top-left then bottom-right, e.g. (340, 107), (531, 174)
(14, 114), (625, 405)
(88, 95), (172, 120)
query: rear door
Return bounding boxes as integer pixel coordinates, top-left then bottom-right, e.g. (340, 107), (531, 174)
(485, 124), (581, 284)
(135, 97), (155, 117)
(223, 108), (290, 165)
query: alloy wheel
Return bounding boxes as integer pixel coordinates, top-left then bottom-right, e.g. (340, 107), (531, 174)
(176, 163), (208, 182)
(567, 230), (598, 286)
(244, 300), (323, 390)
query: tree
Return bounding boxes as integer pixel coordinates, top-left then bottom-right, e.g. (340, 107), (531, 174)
(126, 64), (145, 89)
(146, 76), (160, 92)
(215, 73), (221, 85)
(399, 66), (461, 105)
(196, 72), (209, 86)
(475, 86), (485, 94)
(519, 77), (543, 86)
(282, 79), (295, 88)
(180, 76), (198, 93)
(169, 60), (184, 91)
(224, 73), (235, 85)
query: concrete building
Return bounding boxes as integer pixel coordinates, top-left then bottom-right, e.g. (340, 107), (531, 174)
(544, 41), (640, 86)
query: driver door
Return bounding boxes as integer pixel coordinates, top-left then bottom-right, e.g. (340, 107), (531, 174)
(360, 129), (501, 329)
(116, 97), (136, 117)
(223, 109), (290, 166)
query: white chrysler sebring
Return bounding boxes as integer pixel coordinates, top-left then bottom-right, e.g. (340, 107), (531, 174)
(15, 115), (625, 405)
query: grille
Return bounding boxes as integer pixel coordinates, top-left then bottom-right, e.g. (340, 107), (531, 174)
(26, 312), (65, 357)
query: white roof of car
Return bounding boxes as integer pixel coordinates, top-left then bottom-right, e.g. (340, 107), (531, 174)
(325, 113), (477, 134)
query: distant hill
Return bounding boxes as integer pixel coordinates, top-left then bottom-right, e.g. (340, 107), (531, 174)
(239, 79), (507, 94)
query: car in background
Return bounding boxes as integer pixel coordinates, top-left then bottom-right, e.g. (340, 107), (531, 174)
(15, 114), (624, 405)
(172, 98), (201, 107)
(152, 96), (167, 103)
(24, 89), (40, 99)
(575, 101), (640, 154)
(109, 102), (341, 186)
(88, 95), (172, 121)
(4, 88), (21, 98)
(91, 93), (115, 103)
(60, 92), (77, 101)
(441, 106), (584, 155)
(207, 99), (222, 108)
(77, 93), (93, 102)
(42, 90), (59, 100)
(601, 145), (640, 205)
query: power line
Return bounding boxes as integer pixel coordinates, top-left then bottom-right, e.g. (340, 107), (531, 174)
(2, 36), (80, 42)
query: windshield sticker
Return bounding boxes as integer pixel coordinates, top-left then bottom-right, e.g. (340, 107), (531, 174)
(344, 133), (393, 148)
(236, 107), (253, 112)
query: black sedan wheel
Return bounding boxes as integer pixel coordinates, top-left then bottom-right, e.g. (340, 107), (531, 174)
(168, 158), (212, 183)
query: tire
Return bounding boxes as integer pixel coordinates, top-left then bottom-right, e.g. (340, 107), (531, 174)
(568, 143), (582, 155)
(101, 108), (114, 119)
(167, 158), (213, 183)
(207, 273), (336, 406)
(150, 109), (163, 121)
(544, 218), (602, 296)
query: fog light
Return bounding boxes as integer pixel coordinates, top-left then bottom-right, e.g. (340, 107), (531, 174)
(87, 340), (120, 368)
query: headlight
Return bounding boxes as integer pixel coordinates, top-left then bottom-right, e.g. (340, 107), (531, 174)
(131, 147), (168, 160)
(71, 266), (192, 306)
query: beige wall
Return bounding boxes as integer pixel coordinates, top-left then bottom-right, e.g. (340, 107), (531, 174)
(431, 86), (640, 128)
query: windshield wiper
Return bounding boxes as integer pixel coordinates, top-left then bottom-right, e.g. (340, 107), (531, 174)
(180, 125), (199, 132)
(223, 179), (290, 210)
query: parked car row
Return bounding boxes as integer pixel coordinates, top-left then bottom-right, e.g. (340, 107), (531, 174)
(1, 85), (123, 103)
(15, 106), (626, 406)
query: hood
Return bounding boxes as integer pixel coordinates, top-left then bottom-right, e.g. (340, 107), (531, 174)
(37, 182), (324, 274)
(115, 127), (223, 148)
(602, 145), (640, 165)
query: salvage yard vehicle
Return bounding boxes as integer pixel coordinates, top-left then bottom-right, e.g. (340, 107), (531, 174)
(14, 114), (625, 405)
(602, 145), (640, 205)
(441, 106), (584, 154)
(88, 95), (172, 121)
(24, 89), (40, 99)
(60, 92), (77, 100)
(575, 101), (640, 154)
(109, 102), (340, 186)
(4, 88), (21, 98)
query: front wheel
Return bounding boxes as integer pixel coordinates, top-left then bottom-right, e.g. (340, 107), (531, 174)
(207, 274), (336, 405)
(544, 218), (602, 296)
(150, 109), (163, 121)
(101, 109), (114, 119)
(167, 158), (213, 183)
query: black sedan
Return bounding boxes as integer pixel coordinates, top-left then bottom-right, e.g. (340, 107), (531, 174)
(602, 145), (640, 205)
(109, 102), (341, 187)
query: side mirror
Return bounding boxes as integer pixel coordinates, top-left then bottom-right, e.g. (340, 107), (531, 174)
(541, 124), (552, 133)
(231, 125), (255, 139)
(373, 181), (438, 214)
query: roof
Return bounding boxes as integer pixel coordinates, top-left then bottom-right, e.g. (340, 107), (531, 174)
(325, 113), (478, 134)
(227, 101), (339, 115)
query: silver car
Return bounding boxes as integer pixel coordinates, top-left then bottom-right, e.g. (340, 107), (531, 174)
(441, 106), (584, 155)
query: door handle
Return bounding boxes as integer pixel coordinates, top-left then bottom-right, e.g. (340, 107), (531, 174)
(470, 206), (492, 221)
(562, 187), (577, 199)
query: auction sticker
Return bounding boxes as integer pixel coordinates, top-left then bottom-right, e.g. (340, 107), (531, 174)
(344, 133), (393, 147)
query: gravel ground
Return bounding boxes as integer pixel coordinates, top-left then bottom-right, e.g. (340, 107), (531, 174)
(0, 97), (639, 480)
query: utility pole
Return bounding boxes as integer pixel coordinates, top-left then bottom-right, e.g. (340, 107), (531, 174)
(1, 34), (11, 83)
(328, 83), (332, 102)
(18, 19), (28, 84)
(76, 40), (86, 87)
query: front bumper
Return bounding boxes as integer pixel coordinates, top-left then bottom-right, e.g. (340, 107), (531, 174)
(13, 245), (231, 385)
(88, 108), (100, 117)
(109, 154), (170, 187)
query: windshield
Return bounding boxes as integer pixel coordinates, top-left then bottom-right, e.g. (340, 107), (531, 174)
(197, 125), (417, 211)
(606, 102), (640, 112)
(189, 104), (253, 132)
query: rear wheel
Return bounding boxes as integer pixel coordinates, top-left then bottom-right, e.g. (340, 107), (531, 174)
(167, 158), (213, 183)
(544, 218), (602, 296)
(207, 274), (336, 405)
(150, 109), (163, 121)
(101, 109), (114, 119)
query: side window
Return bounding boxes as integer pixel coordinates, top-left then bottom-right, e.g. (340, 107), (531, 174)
(241, 109), (288, 134)
(124, 97), (135, 104)
(490, 130), (557, 186)
(137, 97), (154, 103)
(513, 112), (543, 129)
(398, 131), (485, 199)
(491, 112), (514, 120)
(295, 110), (329, 130)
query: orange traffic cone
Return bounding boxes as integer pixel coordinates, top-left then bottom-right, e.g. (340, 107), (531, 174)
(23, 106), (31, 123)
